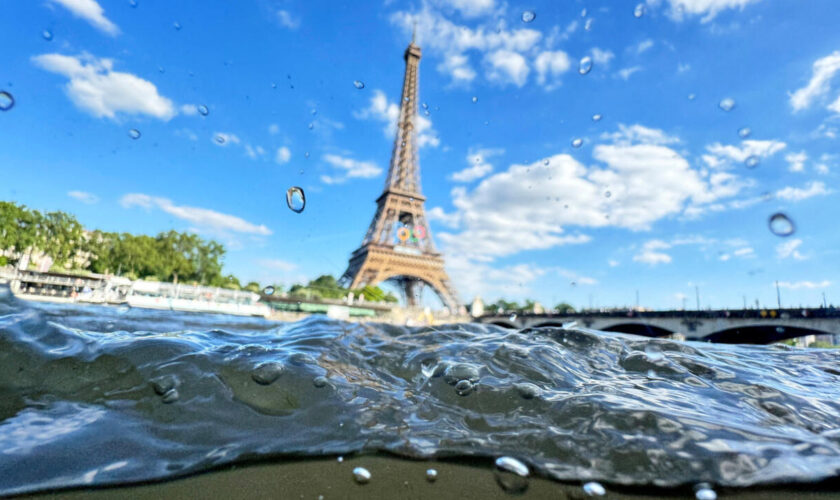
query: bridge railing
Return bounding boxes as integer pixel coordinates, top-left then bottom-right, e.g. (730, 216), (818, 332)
(481, 307), (840, 321)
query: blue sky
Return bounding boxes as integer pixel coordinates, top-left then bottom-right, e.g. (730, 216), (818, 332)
(1, 0), (839, 310)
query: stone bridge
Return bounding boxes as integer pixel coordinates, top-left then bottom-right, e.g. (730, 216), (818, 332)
(476, 308), (840, 344)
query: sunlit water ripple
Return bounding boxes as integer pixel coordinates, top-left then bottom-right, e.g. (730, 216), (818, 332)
(1, 288), (839, 495)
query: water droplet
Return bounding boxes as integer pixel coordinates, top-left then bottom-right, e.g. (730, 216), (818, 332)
(304, 151), (310, 159)
(353, 80), (365, 89)
(718, 98), (736, 112)
(776, 326), (785, 334)
(592, 114), (602, 122)
(494, 457), (529, 494)
(337, 456), (344, 463)
(313, 376), (328, 388)
(161, 388), (179, 404)
(571, 281), (577, 287)
(42, 29), (53, 41)
(578, 56), (593, 75)
(214, 134), (225, 144)
(744, 155), (760, 169)
(634, 3), (646, 18)
(604, 190), (612, 198)
(768, 213), (795, 237)
(454, 379), (474, 396)
(420, 360), (437, 378)
(424, 109), (430, 116)
(404, 96), (410, 102)
(173, 21), (182, 30)
(263, 286), (275, 296)
(581, 8), (587, 17)
(158, 66), (165, 74)
(584, 18), (593, 31)
(521, 10), (536, 23)
(252, 362), (284, 385)
(471, 96), (478, 103)
(688, 93), (696, 101)
(443, 364), (480, 385)
(508, 313), (517, 321)
(286, 186), (306, 213)
(694, 484), (717, 500)
(426, 468), (438, 482)
(583, 481), (606, 496)
(352, 467), (371, 484)
(738, 127), (751, 138)
(151, 374), (178, 395)
(128, 129), (141, 140)
(198, 104), (209, 116)
(571, 138), (583, 148)
(543, 159), (550, 166)
(515, 383), (540, 399)
(422, 102), (428, 109)
(645, 344), (664, 362)
(308, 122), (314, 130)
(129, 0), (138, 7)
(117, 305), (130, 314)
(0, 91), (15, 111)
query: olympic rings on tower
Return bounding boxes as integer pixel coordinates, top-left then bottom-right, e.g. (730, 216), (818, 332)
(413, 225), (426, 239)
(397, 227), (411, 241)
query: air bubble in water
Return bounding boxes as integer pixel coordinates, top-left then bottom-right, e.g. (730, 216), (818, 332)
(592, 114), (602, 122)
(744, 155), (760, 169)
(128, 129), (141, 140)
(571, 138), (583, 148)
(420, 360), (437, 378)
(42, 30), (53, 41)
(454, 379), (474, 396)
(0, 91), (15, 111)
(353, 80), (365, 89)
(645, 344), (664, 362)
(252, 362), (284, 385)
(768, 213), (795, 237)
(719, 98), (736, 112)
(583, 481), (606, 496)
(161, 389), (179, 404)
(426, 468), (438, 482)
(286, 186), (305, 213)
(313, 376), (328, 388)
(263, 286), (275, 296)
(494, 457), (529, 494)
(694, 484), (717, 500)
(738, 127), (751, 138)
(353, 467), (371, 484)
(578, 56), (593, 75)
(198, 105), (209, 116)
(471, 96), (478, 103)
(634, 3), (646, 18)
(515, 383), (540, 399)
(521, 10), (536, 23)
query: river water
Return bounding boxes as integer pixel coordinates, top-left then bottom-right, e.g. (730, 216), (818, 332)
(1, 287), (839, 496)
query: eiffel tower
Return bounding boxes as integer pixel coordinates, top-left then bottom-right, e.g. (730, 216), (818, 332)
(339, 38), (459, 311)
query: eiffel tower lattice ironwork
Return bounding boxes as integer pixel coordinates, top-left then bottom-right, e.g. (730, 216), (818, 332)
(338, 39), (459, 311)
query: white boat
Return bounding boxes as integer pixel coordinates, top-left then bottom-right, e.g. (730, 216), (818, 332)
(127, 281), (270, 317)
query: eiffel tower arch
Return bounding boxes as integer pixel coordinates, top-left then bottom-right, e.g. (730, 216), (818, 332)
(339, 39), (460, 311)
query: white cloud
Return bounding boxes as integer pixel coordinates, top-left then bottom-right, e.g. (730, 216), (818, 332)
(790, 51), (840, 113)
(276, 10), (300, 29)
(702, 139), (786, 168)
(446, 257), (547, 302)
(275, 146), (291, 164)
(733, 246), (754, 257)
(664, 0), (764, 23)
(120, 194), (272, 235)
(32, 53), (175, 120)
(608, 259), (620, 267)
(321, 154), (381, 184)
(450, 147), (503, 182)
(179, 104), (198, 116)
(257, 259), (297, 272)
(634, 240), (673, 265)
(600, 123), (679, 146)
(244, 144), (266, 160)
(617, 66), (643, 80)
(777, 280), (831, 290)
(785, 151), (807, 172)
(355, 89), (439, 148)
(50, 0), (119, 36)
(815, 153), (834, 175)
(174, 128), (198, 141)
(268, 124), (280, 135)
(534, 50), (571, 89)
(439, 0), (496, 17)
(774, 181), (831, 201)
(484, 50), (529, 87)
(635, 39), (655, 54)
(67, 190), (99, 204)
(427, 206), (461, 228)
(437, 53), (477, 84)
(776, 239), (806, 260)
(590, 47), (615, 66)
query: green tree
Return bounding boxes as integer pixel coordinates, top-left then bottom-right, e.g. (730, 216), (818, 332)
(555, 302), (575, 313)
(244, 281), (261, 293)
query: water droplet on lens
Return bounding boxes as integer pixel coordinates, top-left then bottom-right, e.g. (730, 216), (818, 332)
(694, 484), (717, 500)
(543, 159), (550, 166)
(313, 376), (328, 388)
(583, 481), (606, 496)
(308, 122), (314, 130)
(424, 109), (430, 116)
(304, 151), (310, 158)
(719, 98), (736, 112)
(776, 326), (785, 334)
(263, 286), (275, 296)
(578, 56), (593, 75)
(0, 91), (15, 111)
(337, 456), (344, 463)
(128, 129), (141, 140)
(426, 468), (438, 482)
(129, 0), (138, 6)
(744, 155), (760, 169)
(768, 213), (795, 237)
(286, 186), (306, 213)
(592, 114), (602, 122)
(521, 10), (536, 23)
(738, 127), (751, 138)
(42, 29), (53, 41)
(581, 8), (587, 17)
(634, 3), (646, 18)
(571, 138), (583, 148)
(353, 467), (371, 484)
(604, 190), (611, 198)
(214, 134), (225, 144)
(353, 80), (365, 89)
(471, 96), (478, 103)
(584, 18), (593, 31)
(688, 93), (696, 101)
(252, 362), (284, 385)
(198, 104), (209, 116)
(494, 457), (529, 494)
(173, 21), (181, 30)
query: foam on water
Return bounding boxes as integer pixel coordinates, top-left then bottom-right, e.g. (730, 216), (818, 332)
(1, 291), (840, 495)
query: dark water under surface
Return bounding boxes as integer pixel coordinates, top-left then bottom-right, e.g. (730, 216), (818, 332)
(1, 287), (840, 496)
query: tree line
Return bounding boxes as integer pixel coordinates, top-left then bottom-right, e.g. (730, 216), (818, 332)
(485, 298), (575, 314)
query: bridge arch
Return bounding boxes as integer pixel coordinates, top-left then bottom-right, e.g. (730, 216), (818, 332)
(702, 325), (836, 344)
(601, 323), (674, 338)
(531, 321), (568, 328)
(487, 320), (518, 329)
